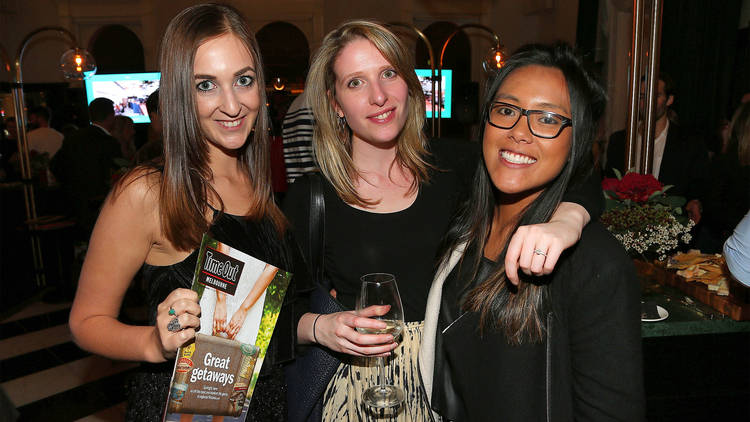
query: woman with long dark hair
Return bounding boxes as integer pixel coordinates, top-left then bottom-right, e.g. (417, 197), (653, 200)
(421, 43), (645, 421)
(69, 4), (297, 420)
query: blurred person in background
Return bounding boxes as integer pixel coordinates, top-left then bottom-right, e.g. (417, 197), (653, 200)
(27, 105), (63, 158)
(51, 97), (122, 239)
(135, 89), (163, 164)
(703, 102), (750, 252)
(112, 115), (137, 163)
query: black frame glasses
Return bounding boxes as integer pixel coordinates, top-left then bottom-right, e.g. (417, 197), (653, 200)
(487, 102), (572, 139)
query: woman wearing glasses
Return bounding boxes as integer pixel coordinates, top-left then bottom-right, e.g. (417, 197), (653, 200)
(421, 43), (645, 421)
(284, 21), (605, 421)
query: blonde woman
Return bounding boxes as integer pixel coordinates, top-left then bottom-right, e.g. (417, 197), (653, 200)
(283, 21), (602, 421)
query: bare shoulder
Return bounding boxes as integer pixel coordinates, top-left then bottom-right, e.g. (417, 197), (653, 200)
(107, 166), (162, 213)
(94, 166), (163, 245)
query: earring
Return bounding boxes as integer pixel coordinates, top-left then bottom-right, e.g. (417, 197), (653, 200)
(338, 114), (347, 131)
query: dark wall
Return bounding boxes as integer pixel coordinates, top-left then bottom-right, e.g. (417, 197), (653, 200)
(660, 0), (743, 136)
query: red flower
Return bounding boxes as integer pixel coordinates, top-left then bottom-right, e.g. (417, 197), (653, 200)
(602, 172), (664, 203)
(602, 177), (620, 193)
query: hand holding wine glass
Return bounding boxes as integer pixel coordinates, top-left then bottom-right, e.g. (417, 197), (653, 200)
(356, 273), (406, 408)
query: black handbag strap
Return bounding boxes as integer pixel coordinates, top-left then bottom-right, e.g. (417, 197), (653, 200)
(308, 173), (325, 286)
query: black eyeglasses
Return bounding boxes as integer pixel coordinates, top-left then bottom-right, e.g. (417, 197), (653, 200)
(487, 102), (572, 139)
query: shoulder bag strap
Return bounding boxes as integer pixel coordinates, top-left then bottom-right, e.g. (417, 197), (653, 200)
(308, 173), (325, 286)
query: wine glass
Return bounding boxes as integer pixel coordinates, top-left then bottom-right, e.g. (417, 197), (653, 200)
(356, 273), (406, 408)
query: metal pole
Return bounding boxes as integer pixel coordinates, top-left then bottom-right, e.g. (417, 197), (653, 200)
(642, 0), (663, 176)
(438, 23), (502, 139)
(12, 26), (79, 287)
(626, 0), (646, 173)
(387, 23), (437, 138)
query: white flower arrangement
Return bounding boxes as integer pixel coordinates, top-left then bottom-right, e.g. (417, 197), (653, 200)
(610, 215), (695, 261)
(601, 170), (695, 261)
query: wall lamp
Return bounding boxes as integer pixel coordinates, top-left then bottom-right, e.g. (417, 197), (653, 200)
(437, 23), (505, 137)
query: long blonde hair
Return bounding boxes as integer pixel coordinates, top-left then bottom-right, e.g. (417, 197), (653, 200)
(306, 20), (431, 206)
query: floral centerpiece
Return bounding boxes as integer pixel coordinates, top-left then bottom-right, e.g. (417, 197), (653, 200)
(600, 170), (694, 261)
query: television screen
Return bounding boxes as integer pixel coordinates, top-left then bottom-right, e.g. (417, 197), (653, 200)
(415, 69), (452, 119)
(84, 72), (161, 124)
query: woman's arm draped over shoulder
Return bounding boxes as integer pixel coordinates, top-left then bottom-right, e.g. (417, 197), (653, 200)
(505, 170), (603, 284)
(561, 168), (604, 221)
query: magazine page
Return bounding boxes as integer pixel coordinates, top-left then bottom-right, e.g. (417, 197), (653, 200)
(163, 234), (292, 421)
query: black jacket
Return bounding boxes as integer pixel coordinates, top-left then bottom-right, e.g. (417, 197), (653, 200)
(432, 223), (646, 421)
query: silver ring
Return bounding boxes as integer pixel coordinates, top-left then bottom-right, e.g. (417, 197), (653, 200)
(167, 317), (182, 332)
(533, 248), (547, 257)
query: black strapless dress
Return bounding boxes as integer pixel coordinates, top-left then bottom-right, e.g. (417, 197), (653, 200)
(124, 212), (298, 421)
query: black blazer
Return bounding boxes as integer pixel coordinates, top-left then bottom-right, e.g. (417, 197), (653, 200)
(51, 124), (122, 203)
(433, 224), (646, 421)
(605, 123), (710, 202)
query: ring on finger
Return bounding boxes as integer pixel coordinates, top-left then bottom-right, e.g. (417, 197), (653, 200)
(533, 248), (547, 257)
(168, 307), (176, 316)
(167, 317), (182, 332)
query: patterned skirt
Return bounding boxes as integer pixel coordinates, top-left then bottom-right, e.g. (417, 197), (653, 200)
(321, 321), (431, 422)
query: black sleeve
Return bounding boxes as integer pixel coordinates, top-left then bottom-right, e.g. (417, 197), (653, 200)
(50, 137), (69, 183)
(282, 175), (313, 265)
(604, 130), (626, 178)
(685, 135), (711, 204)
(429, 137), (480, 186)
(280, 176), (315, 350)
(565, 227), (646, 420)
(562, 168), (604, 222)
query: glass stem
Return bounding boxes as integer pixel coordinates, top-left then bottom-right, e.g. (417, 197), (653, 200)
(377, 356), (386, 388)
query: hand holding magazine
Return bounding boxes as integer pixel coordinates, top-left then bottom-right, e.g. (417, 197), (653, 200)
(163, 234), (292, 421)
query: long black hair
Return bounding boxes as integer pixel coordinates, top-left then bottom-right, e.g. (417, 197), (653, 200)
(439, 43), (606, 344)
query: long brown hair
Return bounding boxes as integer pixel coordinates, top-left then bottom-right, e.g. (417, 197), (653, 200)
(149, 3), (284, 251)
(306, 20), (431, 207)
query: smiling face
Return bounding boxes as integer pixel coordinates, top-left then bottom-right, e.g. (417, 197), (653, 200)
(193, 33), (260, 154)
(483, 65), (572, 204)
(332, 37), (409, 148)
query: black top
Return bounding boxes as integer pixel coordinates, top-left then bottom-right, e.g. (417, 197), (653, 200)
(50, 125), (122, 235)
(125, 211), (304, 422)
(283, 154), (466, 321)
(433, 224), (645, 421)
(283, 138), (603, 322)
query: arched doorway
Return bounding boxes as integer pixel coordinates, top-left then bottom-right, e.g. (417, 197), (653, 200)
(255, 21), (310, 134)
(89, 25), (145, 73)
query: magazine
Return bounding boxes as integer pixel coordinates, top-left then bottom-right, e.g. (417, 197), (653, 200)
(163, 234), (292, 421)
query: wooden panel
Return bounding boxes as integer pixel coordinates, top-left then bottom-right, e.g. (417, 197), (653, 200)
(634, 260), (750, 321)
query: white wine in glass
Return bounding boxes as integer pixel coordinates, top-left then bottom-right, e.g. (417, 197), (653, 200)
(356, 273), (406, 408)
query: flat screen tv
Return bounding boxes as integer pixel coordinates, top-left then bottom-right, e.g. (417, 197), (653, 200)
(84, 72), (161, 124)
(415, 68), (452, 119)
